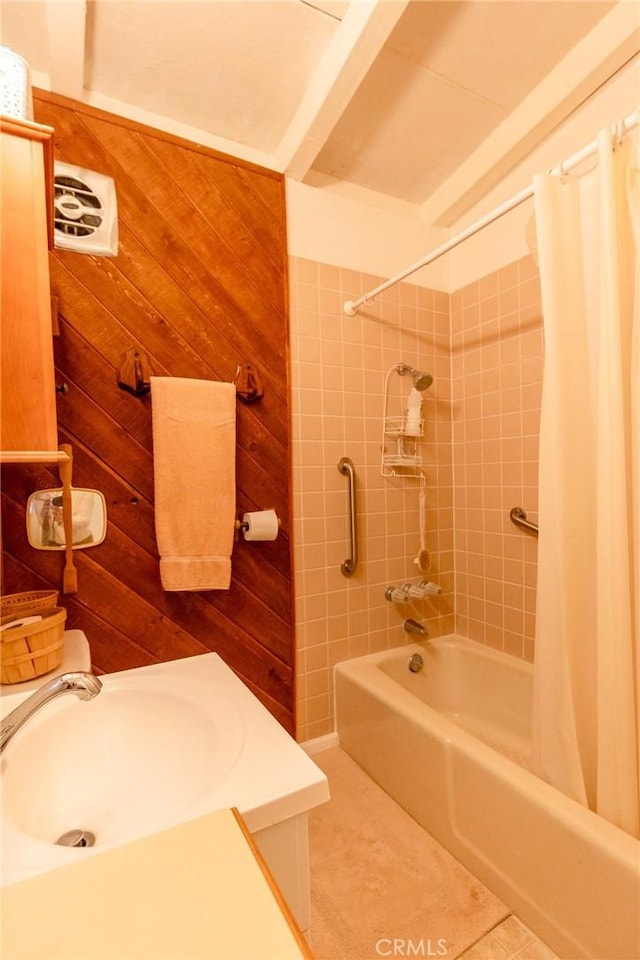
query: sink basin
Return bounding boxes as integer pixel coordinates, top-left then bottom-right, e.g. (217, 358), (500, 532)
(1, 660), (246, 886)
(2, 676), (243, 848)
(1, 651), (330, 911)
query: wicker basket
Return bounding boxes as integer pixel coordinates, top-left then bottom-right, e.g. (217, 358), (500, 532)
(0, 606), (66, 684)
(0, 591), (59, 618)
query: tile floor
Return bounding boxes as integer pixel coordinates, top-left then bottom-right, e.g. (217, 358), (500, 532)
(306, 748), (558, 960)
(459, 916), (559, 960)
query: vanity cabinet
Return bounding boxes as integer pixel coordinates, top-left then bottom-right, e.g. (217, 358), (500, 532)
(1, 116), (77, 592)
(0, 115), (60, 458)
(2, 807), (313, 959)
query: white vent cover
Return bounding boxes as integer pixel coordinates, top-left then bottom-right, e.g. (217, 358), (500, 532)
(53, 162), (118, 256)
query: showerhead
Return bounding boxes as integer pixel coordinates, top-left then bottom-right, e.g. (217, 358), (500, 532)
(412, 370), (433, 391)
(395, 363), (433, 391)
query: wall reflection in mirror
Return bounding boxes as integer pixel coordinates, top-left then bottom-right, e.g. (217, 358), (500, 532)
(26, 488), (107, 550)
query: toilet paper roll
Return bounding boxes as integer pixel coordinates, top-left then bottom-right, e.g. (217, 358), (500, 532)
(242, 509), (279, 541)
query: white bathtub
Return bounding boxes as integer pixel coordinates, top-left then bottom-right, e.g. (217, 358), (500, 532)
(335, 635), (640, 960)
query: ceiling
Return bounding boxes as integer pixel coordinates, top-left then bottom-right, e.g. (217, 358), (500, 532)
(1, 1), (637, 225)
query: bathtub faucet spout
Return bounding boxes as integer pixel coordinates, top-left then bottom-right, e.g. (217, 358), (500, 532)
(403, 618), (427, 638)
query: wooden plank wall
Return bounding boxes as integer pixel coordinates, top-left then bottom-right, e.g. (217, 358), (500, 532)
(1, 91), (295, 732)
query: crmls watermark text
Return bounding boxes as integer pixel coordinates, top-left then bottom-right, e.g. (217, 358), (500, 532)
(375, 938), (448, 957)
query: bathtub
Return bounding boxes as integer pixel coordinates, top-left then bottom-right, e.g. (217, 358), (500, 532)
(335, 635), (640, 960)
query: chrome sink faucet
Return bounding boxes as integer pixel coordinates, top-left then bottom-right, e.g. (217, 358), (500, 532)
(0, 672), (102, 756)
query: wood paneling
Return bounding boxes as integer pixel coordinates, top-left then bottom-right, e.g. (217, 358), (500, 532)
(1, 91), (294, 733)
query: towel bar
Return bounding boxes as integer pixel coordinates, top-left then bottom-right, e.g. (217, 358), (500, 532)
(338, 457), (358, 576)
(118, 357), (264, 402)
(510, 506), (539, 536)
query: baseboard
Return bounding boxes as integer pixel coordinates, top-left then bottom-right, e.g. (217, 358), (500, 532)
(299, 731), (339, 756)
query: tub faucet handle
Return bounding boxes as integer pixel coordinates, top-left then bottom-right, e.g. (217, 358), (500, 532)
(385, 586), (410, 603)
(419, 580), (442, 596)
(405, 583), (425, 600)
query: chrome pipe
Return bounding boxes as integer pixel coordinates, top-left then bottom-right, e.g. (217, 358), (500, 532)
(337, 457), (358, 576)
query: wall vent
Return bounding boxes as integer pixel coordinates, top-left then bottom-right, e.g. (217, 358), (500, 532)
(53, 162), (118, 256)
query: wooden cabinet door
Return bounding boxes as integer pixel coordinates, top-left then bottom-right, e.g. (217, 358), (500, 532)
(0, 117), (58, 454)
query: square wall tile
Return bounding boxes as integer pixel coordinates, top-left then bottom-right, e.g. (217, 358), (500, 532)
(290, 254), (542, 742)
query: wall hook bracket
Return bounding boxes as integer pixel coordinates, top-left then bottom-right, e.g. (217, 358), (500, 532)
(234, 362), (263, 404)
(117, 348), (153, 396)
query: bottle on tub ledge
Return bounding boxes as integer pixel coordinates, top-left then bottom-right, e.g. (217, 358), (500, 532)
(404, 388), (423, 436)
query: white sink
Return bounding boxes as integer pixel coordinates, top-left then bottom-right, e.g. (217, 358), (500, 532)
(2, 676), (243, 848)
(1, 654), (329, 896)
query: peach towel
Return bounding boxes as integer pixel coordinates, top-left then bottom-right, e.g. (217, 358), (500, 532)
(150, 376), (236, 590)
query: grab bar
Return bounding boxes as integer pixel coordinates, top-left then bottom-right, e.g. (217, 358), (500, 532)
(510, 506), (539, 536)
(337, 457), (358, 576)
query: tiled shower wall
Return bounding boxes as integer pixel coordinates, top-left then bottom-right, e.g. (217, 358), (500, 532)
(290, 254), (543, 742)
(452, 256), (543, 662)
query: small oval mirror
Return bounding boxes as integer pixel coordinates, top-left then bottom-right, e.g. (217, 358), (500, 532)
(26, 488), (107, 551)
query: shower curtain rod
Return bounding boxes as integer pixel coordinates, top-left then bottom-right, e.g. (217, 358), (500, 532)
(343, 108), (640, 316)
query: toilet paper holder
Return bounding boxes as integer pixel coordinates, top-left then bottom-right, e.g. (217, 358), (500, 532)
(235, 509), (280, 541)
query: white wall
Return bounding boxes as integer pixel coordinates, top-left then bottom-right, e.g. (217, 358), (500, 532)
(285, 177), (449, 290)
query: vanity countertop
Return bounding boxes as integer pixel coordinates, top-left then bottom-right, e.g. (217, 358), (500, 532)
(1, 807), (312, 960)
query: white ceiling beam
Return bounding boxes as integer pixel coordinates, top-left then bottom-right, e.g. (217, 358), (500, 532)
(274, 0), (409, 180)
(45, 0), (87, 101)
(420, 0), (640, 228)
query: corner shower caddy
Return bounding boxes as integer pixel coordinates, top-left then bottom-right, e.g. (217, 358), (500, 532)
(381, 363), (426, 478)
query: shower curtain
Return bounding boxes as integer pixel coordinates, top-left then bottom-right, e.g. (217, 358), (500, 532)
(531, 126), (640, 838)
